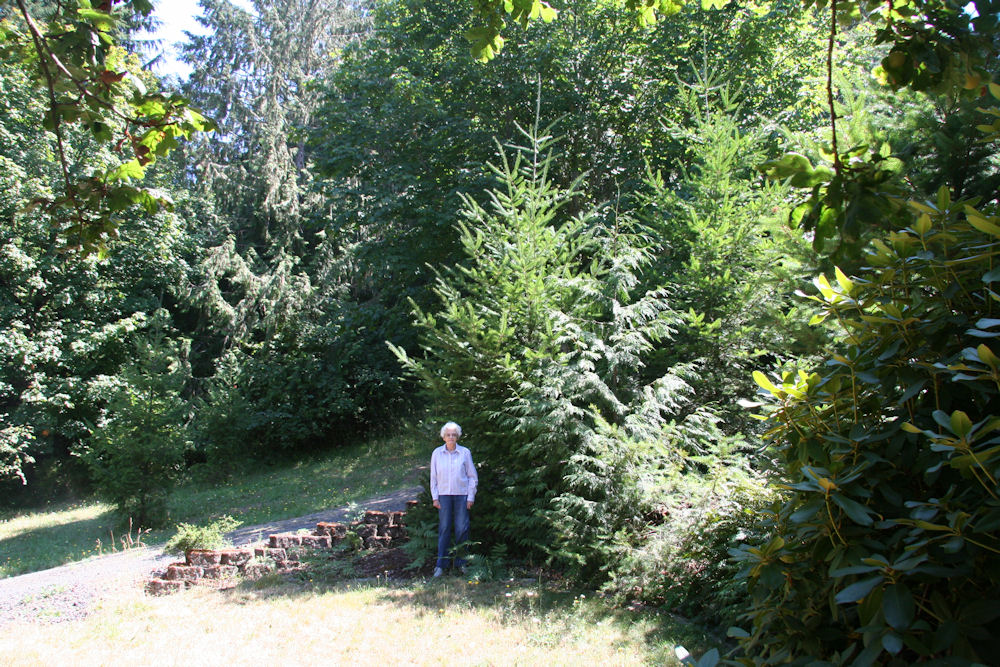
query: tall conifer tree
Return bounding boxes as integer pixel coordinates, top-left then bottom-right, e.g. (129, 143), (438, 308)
(393, 121), (723, 577)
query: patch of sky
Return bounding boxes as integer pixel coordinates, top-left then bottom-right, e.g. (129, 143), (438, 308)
(138, 0), (254, 82)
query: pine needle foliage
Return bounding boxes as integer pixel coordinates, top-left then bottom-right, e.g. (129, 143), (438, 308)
(392, 121), (713, 579)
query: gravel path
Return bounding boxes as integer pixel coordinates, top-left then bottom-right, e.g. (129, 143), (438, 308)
(0, 486), (422, 627)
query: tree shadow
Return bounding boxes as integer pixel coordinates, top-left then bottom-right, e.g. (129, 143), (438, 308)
(223, 564), (721, 659)
(0, 507), (124, 577)
(372, 578), (725, 658)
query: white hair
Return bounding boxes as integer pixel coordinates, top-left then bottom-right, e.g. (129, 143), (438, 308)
(440, 421), (462, 438)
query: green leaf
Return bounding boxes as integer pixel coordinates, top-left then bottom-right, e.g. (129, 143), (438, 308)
(834, 266), (854, 294)
(77, 8), (116, 31)
(882, 583), (914, 629)
(137, 99), (167, 117)
(833, 494), (874, 526)
(914, 213), (932, 235)
(908, 200), (938, 215)
(882, 631), (904, 655)
(968, 213), (1000, 238)
(941, 536), (964, 553)
(831, 564), (881, 576)
(695, 648), (720, 667)
(790, 502), (822, 523)
(853, 640), (883, 666)
(464, 27), (505, 62)
(897, 381), (927, 406)
(950, 410), (973, 438)
(913, 519), (952, 531)
(835, 575), (884, 604)
(982, 268), (1000, 283)
(855, 371), (880, 384)
(759, 152), (813, 181)
(752, 370), (780, 395)
(814, 273), (836, 299)
(977, 344), (999, 369)
(958, 599), (1000, 625)
(105, 160), (146, 182)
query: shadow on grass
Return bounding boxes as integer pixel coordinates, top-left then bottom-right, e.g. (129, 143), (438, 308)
(165, 436), (428, 529)
(0, 507), (121, 578)
(1, 428), (429, 579)
(228, 563), (723, 661)
(375, 578), (723, 654)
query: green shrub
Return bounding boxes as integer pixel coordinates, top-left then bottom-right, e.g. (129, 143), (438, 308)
(191, 308), (409, 465)
(603, 443), (776, 627)
(399, 472), (439, 569)
(81, 326), (191, 528)
(190, 350), (257, 473)
(738, 188), (1000, 663)
(0, 424), (34, 485)
(165, 515), (242, 554)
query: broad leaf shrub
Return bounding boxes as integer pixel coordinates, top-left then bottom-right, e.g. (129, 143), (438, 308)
(191, 306), (408, 468)
(735, 189), (1000, 664)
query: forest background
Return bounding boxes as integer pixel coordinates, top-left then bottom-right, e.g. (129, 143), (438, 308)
(1, 0), (998, 663)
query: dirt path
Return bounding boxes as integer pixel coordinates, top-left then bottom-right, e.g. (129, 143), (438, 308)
(0, 486), (422, 627)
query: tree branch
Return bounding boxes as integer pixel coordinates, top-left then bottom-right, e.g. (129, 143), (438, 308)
(14, 0), (88, 226)
(827, 0), (840, 173)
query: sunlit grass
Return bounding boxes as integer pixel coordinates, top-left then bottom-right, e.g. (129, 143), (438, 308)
(0, 502), (116, 578)
(166, 431), (426, 527)
(0, 430), (427, 579)
(0, 576), (715, 665)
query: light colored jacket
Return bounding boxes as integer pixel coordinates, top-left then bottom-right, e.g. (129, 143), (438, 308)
(430, 444), (478, 503)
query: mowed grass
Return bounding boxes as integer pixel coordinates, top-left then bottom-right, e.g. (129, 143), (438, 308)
(0, 502), (117, 579)
(0, 431), (427, 579)
(0, 576), (716, 665)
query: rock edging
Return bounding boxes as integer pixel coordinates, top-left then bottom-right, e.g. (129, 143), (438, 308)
(146, 501), (418, 595)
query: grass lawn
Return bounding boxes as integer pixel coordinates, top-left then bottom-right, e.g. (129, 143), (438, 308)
(0, 430), (427, 579)
(0, 574), (717, 665)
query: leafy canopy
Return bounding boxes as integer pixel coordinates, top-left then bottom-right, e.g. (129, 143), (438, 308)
(0, 0), (213, 254)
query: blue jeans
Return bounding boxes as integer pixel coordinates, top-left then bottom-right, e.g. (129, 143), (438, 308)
(437, 495), (470, 569)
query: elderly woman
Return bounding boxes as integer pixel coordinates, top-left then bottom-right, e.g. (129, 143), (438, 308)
(430, 421), (478, 577)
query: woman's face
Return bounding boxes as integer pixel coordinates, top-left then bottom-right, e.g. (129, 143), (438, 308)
(442, 428), (459, 448)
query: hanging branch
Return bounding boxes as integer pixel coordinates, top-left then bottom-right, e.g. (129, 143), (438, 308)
(4, 0), (214, 253)
(14, 0), (88, 226)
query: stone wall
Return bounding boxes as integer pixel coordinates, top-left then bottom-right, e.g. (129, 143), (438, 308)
(146, 502), (417, 595)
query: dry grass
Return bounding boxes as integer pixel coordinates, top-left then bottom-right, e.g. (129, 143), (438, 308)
(0, 576), (709, 666)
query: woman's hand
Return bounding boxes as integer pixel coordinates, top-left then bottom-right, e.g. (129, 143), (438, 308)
(433, 499), (440, 509)
(466, 501), (473, 510)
